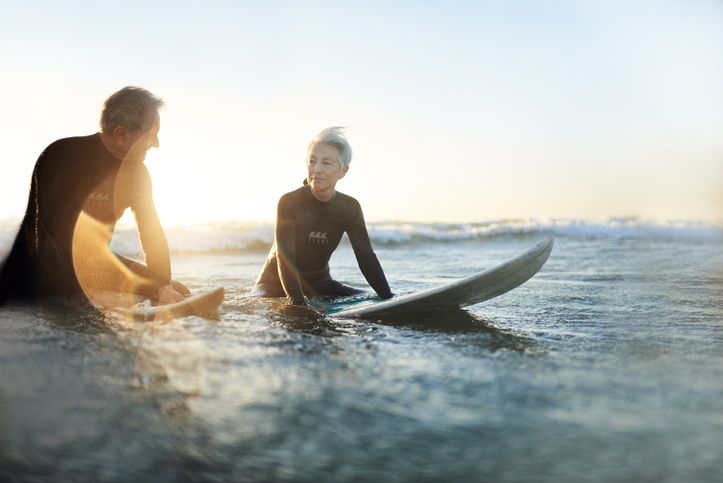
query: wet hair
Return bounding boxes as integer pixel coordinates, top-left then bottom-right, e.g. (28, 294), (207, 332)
(308, 127), (353, 169)
(99, 86), (164, 134)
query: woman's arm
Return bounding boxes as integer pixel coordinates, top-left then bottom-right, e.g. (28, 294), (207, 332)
(346, 205), (394, 299)
(275, 197), (307, 305)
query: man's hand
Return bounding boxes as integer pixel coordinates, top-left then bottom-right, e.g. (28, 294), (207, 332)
(170, 279), (192, 297)
(158, 284), (186, 304)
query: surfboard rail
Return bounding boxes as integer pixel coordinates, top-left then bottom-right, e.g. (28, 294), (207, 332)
(332, 236), (554, 318)
(131, 287), (225, 321)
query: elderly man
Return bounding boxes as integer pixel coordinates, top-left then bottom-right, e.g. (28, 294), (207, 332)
(252, 127), (394, 307)
(0, 86), (189, 306)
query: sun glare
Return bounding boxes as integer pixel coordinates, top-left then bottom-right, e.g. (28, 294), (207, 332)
(72, 212), (153, 323)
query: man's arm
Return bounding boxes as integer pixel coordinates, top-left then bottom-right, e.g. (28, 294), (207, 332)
(115, 252), (190, 298)
(126, 164), (184, 303)
(131, 167), (171, 280)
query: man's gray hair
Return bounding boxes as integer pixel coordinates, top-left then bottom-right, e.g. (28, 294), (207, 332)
(308, 127), (353, 169)
(100, 86), (164, 134)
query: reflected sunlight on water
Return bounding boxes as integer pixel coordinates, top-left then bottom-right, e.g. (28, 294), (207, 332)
(1, 221), (723, 481)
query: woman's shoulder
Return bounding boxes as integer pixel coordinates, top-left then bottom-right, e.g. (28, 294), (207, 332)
(334, 190), (361, 209)
(279, 186), (307, 202)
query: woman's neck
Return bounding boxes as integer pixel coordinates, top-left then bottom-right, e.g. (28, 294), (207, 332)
(309, 186), (335, 202)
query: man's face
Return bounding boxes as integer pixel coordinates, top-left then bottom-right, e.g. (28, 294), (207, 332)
(123, 111), (160, 163)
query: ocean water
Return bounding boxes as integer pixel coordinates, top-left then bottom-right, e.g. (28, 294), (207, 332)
(1, 218), (722, 482)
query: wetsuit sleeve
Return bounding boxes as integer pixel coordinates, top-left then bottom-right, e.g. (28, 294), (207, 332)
(127, 165), (172, 285)
(275, 195), (306, 305)
(346, 204), (393, 300)
(30, 143), (86, 299)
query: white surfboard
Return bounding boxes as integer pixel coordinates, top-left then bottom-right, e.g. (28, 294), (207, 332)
(330, 237), (554, 318)
(130, 287), (225, 321)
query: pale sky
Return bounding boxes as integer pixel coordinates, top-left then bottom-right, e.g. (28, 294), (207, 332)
(1, 0), (721, 225)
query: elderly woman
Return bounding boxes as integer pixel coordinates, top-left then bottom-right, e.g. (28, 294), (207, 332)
(252, 127), (394, 307)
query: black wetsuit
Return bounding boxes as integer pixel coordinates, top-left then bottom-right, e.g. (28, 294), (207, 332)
(0, 133), (173, 305)
(253, 184), (393, 305)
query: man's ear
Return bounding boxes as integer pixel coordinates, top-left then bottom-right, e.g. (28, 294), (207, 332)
(113, 126), (127, 144)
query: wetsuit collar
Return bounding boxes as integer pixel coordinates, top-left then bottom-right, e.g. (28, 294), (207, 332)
(303, 183), (336, 203)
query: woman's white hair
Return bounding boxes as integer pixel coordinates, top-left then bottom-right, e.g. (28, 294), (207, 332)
(308, 127), (353, 169)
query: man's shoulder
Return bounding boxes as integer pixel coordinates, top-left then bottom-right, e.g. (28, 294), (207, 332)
(48, 133), (99, 147)
(42, 133), (101, 156)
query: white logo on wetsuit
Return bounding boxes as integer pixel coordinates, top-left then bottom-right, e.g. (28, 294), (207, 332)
(308, 231), (328, 244)
(87, 192), (112, 206)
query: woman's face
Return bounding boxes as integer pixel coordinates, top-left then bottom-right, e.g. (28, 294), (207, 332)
(306, 143), (348, 195)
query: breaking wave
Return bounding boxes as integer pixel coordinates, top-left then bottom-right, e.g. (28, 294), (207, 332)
(1, 216), (719, 256)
